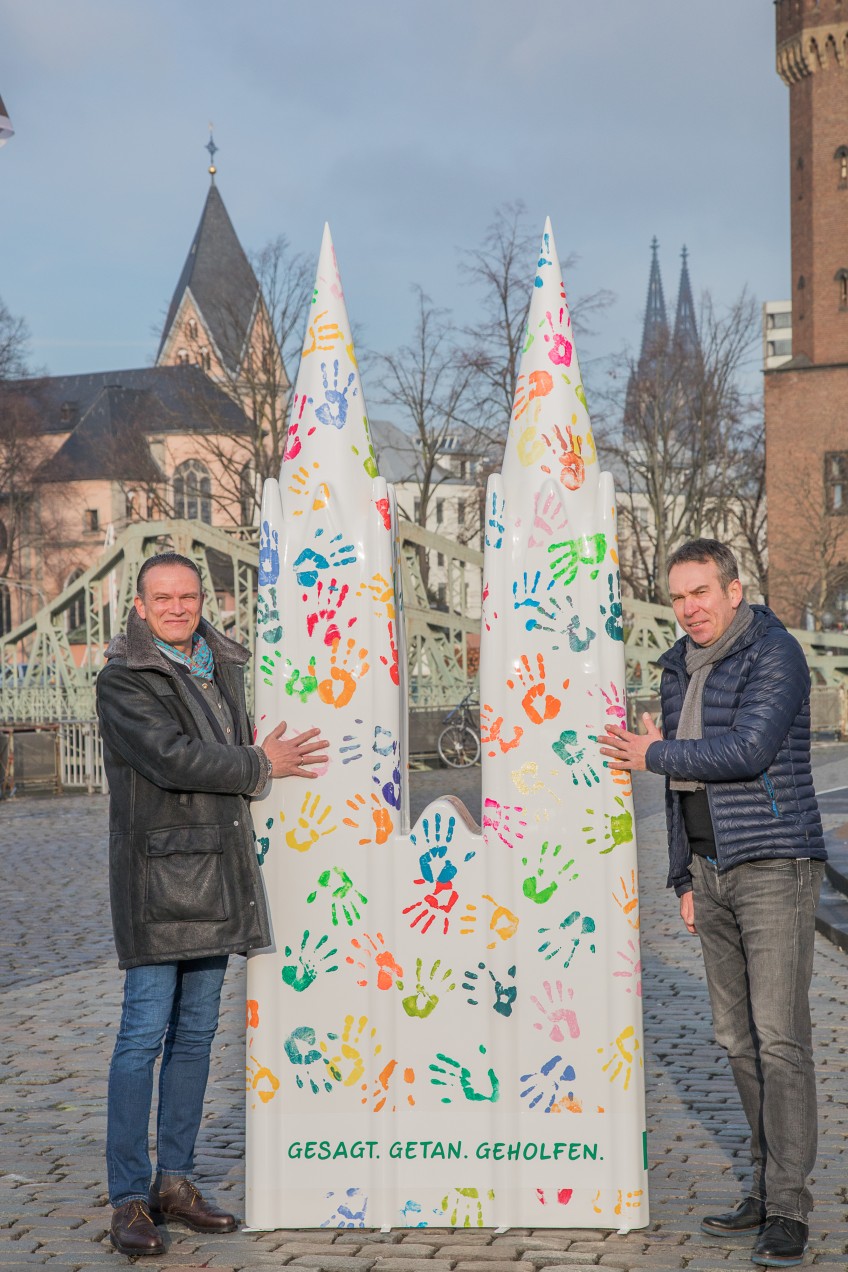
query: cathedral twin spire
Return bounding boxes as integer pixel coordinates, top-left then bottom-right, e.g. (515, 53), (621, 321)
(639, 237), (700, 365)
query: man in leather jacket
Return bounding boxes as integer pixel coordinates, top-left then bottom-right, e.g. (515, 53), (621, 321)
(97, 552), (328, 1258)
(599, 539), (825, 1269)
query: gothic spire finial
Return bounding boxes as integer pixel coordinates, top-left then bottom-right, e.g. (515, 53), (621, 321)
(674, 245), (699, 359)
(205, 123), (218, 183)
(640, 236), (668, 362)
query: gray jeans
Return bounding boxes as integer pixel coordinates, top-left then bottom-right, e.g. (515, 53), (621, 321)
(689, 854), (824, 1223)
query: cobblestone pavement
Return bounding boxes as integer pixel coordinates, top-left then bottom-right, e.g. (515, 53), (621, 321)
(1, 752), (847, 1270)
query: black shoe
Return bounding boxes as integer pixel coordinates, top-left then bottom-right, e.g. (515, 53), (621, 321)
(701, 1196), (768, 1236)
(751, 1217), (808, 1267)
(110, 1200), (165, 1257)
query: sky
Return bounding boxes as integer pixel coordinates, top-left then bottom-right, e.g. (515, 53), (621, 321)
(1, 1), (789, 399)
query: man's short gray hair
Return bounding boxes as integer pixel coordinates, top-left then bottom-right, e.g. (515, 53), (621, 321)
(666, 538), (740, 592)
(136, 553), (203, 600)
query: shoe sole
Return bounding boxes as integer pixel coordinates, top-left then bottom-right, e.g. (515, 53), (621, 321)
(109, 1231), (165, 1257)
(150, 1209), (237, 1234)
(750, 1247), (808, 1268)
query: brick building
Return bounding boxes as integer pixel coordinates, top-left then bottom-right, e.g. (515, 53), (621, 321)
(765, 0), (848, 627)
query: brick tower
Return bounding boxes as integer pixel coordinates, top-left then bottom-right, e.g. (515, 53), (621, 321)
(765, 0), (848, 625)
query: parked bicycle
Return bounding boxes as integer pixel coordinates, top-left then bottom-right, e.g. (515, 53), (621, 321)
(437, 691), (481, 768)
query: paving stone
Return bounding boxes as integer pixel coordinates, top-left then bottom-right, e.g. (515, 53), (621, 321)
(2, 777), (848, 1270)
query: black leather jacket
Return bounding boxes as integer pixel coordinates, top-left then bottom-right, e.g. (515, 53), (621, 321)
(96, 610), (272, 969)
(647, 606), (825, 896)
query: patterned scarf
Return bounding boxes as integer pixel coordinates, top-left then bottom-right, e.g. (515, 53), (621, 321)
(154, 632), (215, 681)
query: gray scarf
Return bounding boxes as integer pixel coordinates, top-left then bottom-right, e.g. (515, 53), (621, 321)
(670, 599), (755, 792)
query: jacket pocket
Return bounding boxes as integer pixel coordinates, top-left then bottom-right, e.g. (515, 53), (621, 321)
(144, 825), (227, 923)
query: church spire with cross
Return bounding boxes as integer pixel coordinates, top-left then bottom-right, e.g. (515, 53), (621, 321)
(673, 245), (700, 358)
(639, 236), (668, 362)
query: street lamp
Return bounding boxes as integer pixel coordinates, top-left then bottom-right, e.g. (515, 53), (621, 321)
(0, 93), (14, 147)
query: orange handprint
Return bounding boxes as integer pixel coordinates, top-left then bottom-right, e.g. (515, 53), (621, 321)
(318, 638), (370, 708)
(542, 422), (585, 491)
(513, 369), (553, 421)
(346, 932), (404, 990)
(343, 792), (394, 846)
(287, 461), (321, 516)
(507, 653), (569, 726)
(302, 308), (346, 357)
(481, 703), (523, 755)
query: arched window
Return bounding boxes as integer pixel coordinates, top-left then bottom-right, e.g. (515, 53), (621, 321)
(176, 349), (190, 366)
(65, 570), (86, 636)
(835, 146), (848, 188)
(187, 318), (198, 340)
(0, 583), (11, 637)
(835, 269), (848, 310)
(0, 520), (7, 558)
(173, 459), (212, 524)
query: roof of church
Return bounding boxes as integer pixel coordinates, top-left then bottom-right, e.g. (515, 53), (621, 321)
(673, 246), (699, 357)
(156, 183), (260, 373)
(369, 417), (454, 485)
(29, 365), (252, 483)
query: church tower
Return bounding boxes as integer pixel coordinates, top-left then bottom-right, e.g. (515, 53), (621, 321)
(765, 0), (848, 624)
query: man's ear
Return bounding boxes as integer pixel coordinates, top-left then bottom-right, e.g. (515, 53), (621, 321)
(729, 579), (743, 609)
(133, 594), (146, 620)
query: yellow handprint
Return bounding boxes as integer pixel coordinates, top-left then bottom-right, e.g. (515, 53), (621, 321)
(281, 793), (337, 853)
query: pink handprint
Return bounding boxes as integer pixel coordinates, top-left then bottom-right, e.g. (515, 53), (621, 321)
(482, 798), (527, 851)
(531, 980), (581, 1042)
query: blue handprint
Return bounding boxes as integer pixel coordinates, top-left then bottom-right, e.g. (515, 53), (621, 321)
(321, 1187), (367, 1228)
(259, 520), (280, 585)
(283, 1025), (334, 1094)
(293, 529), (356, 587)
(316, 359), (357, 429)
(519, 1055), (577, 1113)
(600, 571), (624, 641)
(485, 490), (505, 550)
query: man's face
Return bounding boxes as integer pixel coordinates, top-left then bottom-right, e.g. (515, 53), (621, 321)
(667, 558), (743, 647)
(134, 565), (204, 654)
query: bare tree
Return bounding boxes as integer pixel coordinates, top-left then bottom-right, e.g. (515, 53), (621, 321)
(724, 415), (768, 604)
(603, 289), (760, 603)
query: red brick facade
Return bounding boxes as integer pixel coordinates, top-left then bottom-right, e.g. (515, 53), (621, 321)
(766, 0), (848, 625)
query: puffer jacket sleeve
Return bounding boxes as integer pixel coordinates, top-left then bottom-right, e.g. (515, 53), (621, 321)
(97, 661), (261, 795)
(645, 629), (810, 783)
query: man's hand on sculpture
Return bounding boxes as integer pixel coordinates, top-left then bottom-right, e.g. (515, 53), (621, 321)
(261, 723), (330, 779)
(597, 713), (662, 771)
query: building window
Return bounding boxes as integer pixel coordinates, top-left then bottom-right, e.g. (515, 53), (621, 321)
(825, 452), (848, 513)
(66, 570), (86, 636)
(187, 318), (198, 339)
(767, 310), (792, 330)
(835, 146), (848, 188)
(198, 345), (211, 371)
(0, 583), (11, 637)
(459, 459), (467, 480)
(437, 552), (445, 567)
(458, 499), (466, 526)
(83, 509), (99, 533)
(837, 270), (848, 310)
(59, 401), (76, 424)
(413, 498), (421, 522)
(0, 519), (7, 557)
(176, 349), (190, 366)
(436, 499), (444, 526)
(173, 459), (212, 524)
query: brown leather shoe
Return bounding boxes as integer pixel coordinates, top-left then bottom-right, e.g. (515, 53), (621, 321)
(110, 1200), (165, 1256)
(149, 1177), (237, 1233)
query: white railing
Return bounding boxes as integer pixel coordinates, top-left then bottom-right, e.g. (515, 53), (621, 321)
(58, 720), (107, 793)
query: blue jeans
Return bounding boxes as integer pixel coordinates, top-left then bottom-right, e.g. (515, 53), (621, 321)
(690, 855), (823, 1222)
(106, 956), (228, 1206)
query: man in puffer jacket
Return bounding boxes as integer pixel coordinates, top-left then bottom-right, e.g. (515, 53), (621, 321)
(599, 538), (825, 1269)
(97, 552), (328, 1258)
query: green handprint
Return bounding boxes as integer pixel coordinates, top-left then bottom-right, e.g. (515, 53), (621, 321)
(257, 586), (284, 645)
(582, 797), (634, 854)
(548, 532), (606, 585)
(282, 929), (339, 992)
(283, 657), (319, 702)
(429, 1044), (500, 1104)
(255, 815), (273, 865)
(439, 1187), (494, 1229)
(307, 868), (368, 927)
(521, 840), (578, 903)
(552, 730), (600, 787)
(283, 1025), (334, 1094)
(260, 648), (283, 687)
(399, 957), (456, 1019)
(538, 911), (597, 969)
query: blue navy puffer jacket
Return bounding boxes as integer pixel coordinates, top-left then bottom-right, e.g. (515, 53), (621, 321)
(645, 605), (825, 895)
